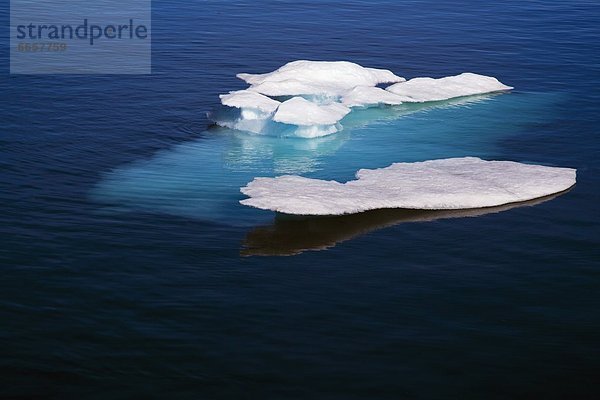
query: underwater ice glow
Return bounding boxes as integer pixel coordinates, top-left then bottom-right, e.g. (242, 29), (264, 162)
(93, 92), (571, 223)
(240, 157), (576, 215)
(213, 60), (513, 138)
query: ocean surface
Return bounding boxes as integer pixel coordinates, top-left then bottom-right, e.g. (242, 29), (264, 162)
(1, 1), (599, 398)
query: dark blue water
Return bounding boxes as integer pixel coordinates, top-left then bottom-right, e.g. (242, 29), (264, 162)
(2, 1), (600, 398)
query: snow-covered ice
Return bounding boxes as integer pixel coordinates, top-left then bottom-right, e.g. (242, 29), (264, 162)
(240, 157), (576, 215)
(273, 97), (351, 126)
(238, 60), (405, 97)
(213, 61), (513, 137)
(386, 73), (513, 103)
(219, 90), (281, 114)
(341, 86), (408, 107)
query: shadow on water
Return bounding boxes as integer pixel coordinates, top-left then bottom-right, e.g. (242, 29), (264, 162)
(241, 188), (573, 257)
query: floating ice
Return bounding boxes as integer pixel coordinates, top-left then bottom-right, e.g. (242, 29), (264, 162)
(93, 93), (566, 225)
(213, 61), (513, 138)
(240, 157), (576, 215)
(273, 97), (351, 126)
(242, 192), (569, 256)
(386, 73), (513, 103)
(220, 90), (281, 114)
(238, 60), (405, 97)
(341, 86), (407, 107)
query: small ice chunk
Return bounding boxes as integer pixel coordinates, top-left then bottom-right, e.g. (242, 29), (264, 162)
(240, 157), (576, 215)
(273, 97), (351, 126)
(238, 60), (405, 97)
(386, 73), (513, 102)
(219, 90), (281, 114)
(341, 86), (407, 107)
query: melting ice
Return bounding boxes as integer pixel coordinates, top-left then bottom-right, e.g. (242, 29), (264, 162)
(240, 157), (576, 215)
(93, 92), (568, 224)
(212, 60), (513, 138)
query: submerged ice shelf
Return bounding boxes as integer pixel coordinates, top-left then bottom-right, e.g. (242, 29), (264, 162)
(212, 60), (513, 138)
(90, 54), (570, 251)
(240, 157), (576, 216)
(92, 91), (571, 231)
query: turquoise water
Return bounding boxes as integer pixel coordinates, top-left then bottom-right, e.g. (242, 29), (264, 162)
(92, 93), (565, 225)
(1, 1), (599, 398)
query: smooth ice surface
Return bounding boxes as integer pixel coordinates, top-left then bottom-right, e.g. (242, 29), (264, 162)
(238, 60), (405, 97)
(240, 157), (576, 215)
(220, 90), (281, 114)
(273, 97), (351, 126)
(386, 73), (513, 102)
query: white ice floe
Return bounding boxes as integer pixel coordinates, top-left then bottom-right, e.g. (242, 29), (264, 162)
(240, 157), (576, 215)
(238, 60), (405, 97)
(214, 61), (513, 137)
(341, 86), (408, 107)
(273, 97), (351, 126)
(386, 72), (513, 103)
(219, 90), (281, 114)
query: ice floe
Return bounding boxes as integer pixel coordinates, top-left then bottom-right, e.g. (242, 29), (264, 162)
(213, 61), (513, 138)
(385, 72), (513, 103)
(238, 60), (404, 97)
(341, 86), (408, 107)
(242, 192), (570, 256)
(240, 157), (576, 215)
(273, 97), (351, 126)
(220, 90), (281, 114)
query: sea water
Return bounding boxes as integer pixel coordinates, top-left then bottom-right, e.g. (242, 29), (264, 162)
(1, 1), (599, 398)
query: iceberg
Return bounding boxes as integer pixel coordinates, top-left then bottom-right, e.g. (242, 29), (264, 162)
(213, 61), (513, 138)
(386, 72), (513, 103)
(240, 157), (576, 215)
